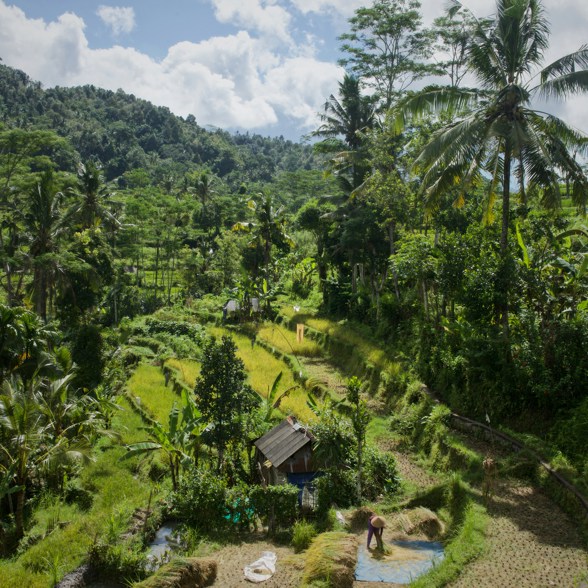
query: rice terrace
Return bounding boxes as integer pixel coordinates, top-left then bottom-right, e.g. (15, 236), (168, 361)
(0, 0), (587, 586)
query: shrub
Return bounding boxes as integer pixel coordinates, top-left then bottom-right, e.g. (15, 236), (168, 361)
(225, 484), (256, 532)
(64, 478), (93, 511)
(362, 448), (400, 500)
(170, 469), (227, 531)
(315, 468), (357, 513)
(249, 484), (299, 535)
(146, 318), (204, 343)
(311, 411), (357, 469)
(291, 520), (317, 553)
(88, 540), (148, 583)
(551, 396), (588, 471)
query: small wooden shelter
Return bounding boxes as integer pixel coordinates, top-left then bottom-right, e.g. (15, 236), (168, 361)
(254, 416), (316, 490)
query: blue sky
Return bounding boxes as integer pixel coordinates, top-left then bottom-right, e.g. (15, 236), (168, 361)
(1, 0), (587, 140)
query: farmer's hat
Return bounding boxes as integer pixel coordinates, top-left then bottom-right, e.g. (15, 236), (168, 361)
(371, 516), (386, 528)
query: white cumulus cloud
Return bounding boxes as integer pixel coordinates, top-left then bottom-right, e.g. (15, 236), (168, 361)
(0, 2), (339, 135)
(265, 56), (343, 127)
(0, 3), (88, 86)
(289, 0), (364, 17)
(96, 5), (135, 36)
(211, 0), (292, 43)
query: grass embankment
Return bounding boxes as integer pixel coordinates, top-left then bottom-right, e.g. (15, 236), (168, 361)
(165, 358), (200, 388)
(0, 400), (155, 588)
(208, 326), (315, 422)
(280, 308), (406, 396)
(127, 364), (177, 422)
(256, 323), (322, 358)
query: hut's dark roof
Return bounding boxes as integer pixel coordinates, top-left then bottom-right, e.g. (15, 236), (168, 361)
(254, 417), (313, 468)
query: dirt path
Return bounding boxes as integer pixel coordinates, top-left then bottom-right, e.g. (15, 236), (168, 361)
(207, 539), (305, 587)
(391, 450), (441, 490)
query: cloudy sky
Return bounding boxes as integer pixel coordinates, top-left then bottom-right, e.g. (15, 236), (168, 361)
(0, 0), (587, 140)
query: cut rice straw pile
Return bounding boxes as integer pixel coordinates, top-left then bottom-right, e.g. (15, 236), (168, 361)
(302, 532), (358, 588)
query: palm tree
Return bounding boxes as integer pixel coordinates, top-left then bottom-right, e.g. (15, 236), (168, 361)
(395, 0), (588, 333)
(67, 161), (119, 230)
(0, 371), (91, 539)
(0, 304), (55, 384)
(190, 170), (217, 208)
(24, 171), (66, 322)
(313, 74), (376, 191)
(233, 192), (294, 289)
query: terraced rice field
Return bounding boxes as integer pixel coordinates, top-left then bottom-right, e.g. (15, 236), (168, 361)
(295, 344), (588, 588)
(449, 482), (587, 587)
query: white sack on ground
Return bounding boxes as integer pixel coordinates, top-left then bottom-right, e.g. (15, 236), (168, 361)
(244, 551), (277, 583)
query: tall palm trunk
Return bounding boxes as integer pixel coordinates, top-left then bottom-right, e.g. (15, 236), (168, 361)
(33, 267), (47, 323)
(500, 146), (512, 338)
(14, 487), (25, 540)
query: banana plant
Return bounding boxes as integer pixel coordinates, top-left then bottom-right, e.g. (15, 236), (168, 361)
(260, 371), (299, 423)
(122, 390), (203, 490)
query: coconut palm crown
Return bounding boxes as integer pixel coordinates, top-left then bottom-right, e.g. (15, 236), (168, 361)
(394, 0), (588, 254)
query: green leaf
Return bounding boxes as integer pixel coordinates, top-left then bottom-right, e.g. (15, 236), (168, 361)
(515, 222), (530, 268)
(120, 442), (161, 459)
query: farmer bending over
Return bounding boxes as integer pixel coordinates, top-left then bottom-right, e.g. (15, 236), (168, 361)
(367, 513), (386, 550)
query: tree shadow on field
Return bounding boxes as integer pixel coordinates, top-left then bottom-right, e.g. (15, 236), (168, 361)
(483, 480), (584, 550)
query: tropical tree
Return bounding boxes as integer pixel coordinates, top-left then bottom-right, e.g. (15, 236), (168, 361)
(24, 171), (66, 322)
(394, 0), (588, 335)
(0, 304), (55, 384)
(0, 375), (45, 539)
(313, 74), (375, 192)
(193, 336), (258, 473)
(123, 391), (203, 491)
(0, 129), (65, 306)
(346, 377), (370, 500)
(0, 370), (92, 539)
(188, 170), (217, 208)
(432, 8), (480, 87)
(66, 161), (120, 230)
(233, 192), (294, 289)
(296, 198), (336, 295)
(339, 0), (437, 111)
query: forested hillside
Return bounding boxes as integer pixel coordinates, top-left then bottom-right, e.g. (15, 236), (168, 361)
(0, 63), (321, 186)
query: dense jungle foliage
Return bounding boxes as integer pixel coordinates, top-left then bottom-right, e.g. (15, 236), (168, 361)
(0, 0), (587, 584)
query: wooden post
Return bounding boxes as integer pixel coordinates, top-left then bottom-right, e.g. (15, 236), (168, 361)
(296, 324), (304, 343)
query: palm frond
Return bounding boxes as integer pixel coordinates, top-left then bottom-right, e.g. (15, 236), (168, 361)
(468, 33), (507, 89)
(536, 70), (588, 100)
(539, 46), (588, 82)
(392, 86), (479, 134)
(530, 113), (588, 154)
(121, 442), (162, 460)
